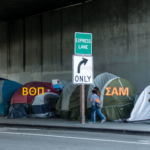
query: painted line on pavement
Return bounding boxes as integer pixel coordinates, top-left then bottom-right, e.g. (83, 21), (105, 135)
(0, 131), (150, 145)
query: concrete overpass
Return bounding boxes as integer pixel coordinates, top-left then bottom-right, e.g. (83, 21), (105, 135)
(0, 0), (89, 21)
(0, 0), (149, 92)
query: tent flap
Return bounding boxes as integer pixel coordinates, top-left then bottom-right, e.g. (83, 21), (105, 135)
(127, 85), (150, 122)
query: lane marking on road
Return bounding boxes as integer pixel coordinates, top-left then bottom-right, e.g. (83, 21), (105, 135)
(0, 131), (150, 145)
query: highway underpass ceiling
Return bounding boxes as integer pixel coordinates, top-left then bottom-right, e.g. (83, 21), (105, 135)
(0, 0), (89, 21)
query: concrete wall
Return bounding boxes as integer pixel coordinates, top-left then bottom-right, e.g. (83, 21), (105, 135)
(8, 20), (24, 81)
(0, 21), (7, 79)
(1, 0), (150, 92)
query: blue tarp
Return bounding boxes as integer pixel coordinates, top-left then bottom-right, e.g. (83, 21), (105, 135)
(0, 79), (22, 115)
(53, 84), (64, 92)
(53, 84), (61, 92)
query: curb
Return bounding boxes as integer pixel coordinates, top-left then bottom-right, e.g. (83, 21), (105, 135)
(0, 123), (150, 135)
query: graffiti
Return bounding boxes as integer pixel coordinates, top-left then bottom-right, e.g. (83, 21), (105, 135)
(22, 87), (44, 96)
(106, 87), (129, 96)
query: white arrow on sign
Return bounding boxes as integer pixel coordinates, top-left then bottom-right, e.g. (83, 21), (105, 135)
(72, 55), (93, 84)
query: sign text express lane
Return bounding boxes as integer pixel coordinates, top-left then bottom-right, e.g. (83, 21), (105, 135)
(75, 32), (92, 55)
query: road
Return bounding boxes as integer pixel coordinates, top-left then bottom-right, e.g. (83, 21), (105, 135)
(0, 127), (150, 150)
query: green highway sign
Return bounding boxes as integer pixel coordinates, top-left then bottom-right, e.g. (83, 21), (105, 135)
(75, 32), (92, 55)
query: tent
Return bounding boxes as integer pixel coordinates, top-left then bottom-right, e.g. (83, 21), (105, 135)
(31, 92), (59, 118)
(56, 82), (89, 120)
(56, 72), (136, 121)
(7, 81), (60, 118)
(98, 77), (136, 121)
(127, 85), (150, 122)
(0, 78), (22, 116)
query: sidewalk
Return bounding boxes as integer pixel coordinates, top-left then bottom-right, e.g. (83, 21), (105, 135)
(0, 117), (150, 135)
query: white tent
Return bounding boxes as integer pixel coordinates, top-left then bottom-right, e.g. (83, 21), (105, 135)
(127, 85), (150, 122)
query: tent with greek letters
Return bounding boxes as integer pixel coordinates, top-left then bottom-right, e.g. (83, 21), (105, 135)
(97, 77), (136, 121)
(7, 81), (60, 118)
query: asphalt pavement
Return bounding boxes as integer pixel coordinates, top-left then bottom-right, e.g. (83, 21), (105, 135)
(0, 127), (150, 150)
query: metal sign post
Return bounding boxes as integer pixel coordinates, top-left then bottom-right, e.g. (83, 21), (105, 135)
(73, 32), (93, 124)
(80, 84), (85, 124)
